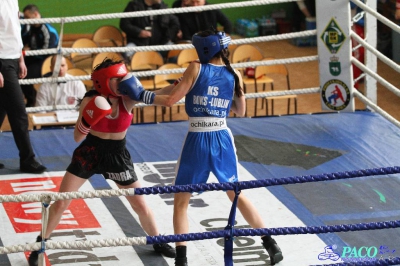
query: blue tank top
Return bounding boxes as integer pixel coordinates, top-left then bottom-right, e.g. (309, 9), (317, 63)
(185, 63), (234, 118)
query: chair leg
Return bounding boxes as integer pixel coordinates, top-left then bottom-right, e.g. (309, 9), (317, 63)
(140, 107), (144, 123)
(254, 85), (258, 117)
(261, 84), (266, 109)
(265, 98), (269, 116)
(294, 98), (298, 114)
(170, 107), (172, 122)
(271, 99), (275, 115)
(287, 98), (291, 114)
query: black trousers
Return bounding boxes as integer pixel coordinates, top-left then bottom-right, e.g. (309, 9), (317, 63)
(0, 58), (35, 164)
(20, 57), (42, 107)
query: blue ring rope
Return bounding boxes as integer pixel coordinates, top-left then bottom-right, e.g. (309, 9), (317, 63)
(134, 166), (400, 195)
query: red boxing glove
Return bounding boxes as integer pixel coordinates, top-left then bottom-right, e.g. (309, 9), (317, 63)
(77, 96), (112, 135)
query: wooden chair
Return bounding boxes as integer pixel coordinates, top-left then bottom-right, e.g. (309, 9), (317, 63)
(231, 44), (264, 77)
(154, 63), (185, 122)
(92, 25), (125, 47)
(130, 51), (164, 71)
(241, 58), (274, 116)
(92, 52), (124, 70)
(129, 51), (164, 123)
(231, 44), (264, 63)
(41, 55), (74, 76)
(67, 68), (93, 91)
(227, 43), (238, 62)
(166, 49), (181, 63)
(176, 48), (198, 67)
(255, 61), (297, 116)
(70, 38), (98, 72)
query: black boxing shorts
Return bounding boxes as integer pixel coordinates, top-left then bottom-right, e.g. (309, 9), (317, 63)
(66, 134), (138, 186)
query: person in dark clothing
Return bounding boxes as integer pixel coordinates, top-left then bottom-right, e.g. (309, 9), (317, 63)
(172, 0), (190, 8)
(120, 0), (181, 59)
(177, 0), (233, 41)
(292, 0), (316, 31)
(21, 4), (59, 107)
(0, 0), (47, 174)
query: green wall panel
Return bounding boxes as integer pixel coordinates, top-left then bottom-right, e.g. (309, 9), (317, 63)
(18, 0), (294, 34)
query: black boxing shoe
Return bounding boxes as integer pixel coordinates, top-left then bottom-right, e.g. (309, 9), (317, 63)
(175, 257), (188, 266)
(262, 238), (283, 265)
(153, 243), (176, 258)
(28, 236), (46, 266)
(20, 160), (47, 174)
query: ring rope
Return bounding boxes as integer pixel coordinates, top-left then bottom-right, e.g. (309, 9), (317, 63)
(23, 30), (317, 58)
(351, 0), (400, 33)
(350, 32), (400, 73)
(0, 188), (135, 204)
(315, 257), (400, 266)
(19, 0), (297, 25)
(19, 55), (319, 86)
(353, 90), (400, 128)
(0, 166), (398, 203)
(351, 58), (400, 98)
(1, 220), (400, 255)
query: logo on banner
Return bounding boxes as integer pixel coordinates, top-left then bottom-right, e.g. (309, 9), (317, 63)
(321, 18), (346, 54)
(329, 56), (341, 76)
(321, 79), (351, 111)
(0, 177), (100, 233)
(318, 244), (396, 263)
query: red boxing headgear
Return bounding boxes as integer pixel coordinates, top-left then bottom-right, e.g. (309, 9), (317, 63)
(91, 63), (128, 96)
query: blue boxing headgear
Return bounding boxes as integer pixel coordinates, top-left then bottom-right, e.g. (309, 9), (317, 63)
(192, 31), (231, 64)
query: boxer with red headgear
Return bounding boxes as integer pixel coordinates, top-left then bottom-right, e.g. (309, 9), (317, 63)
(28, 58), (175, 266)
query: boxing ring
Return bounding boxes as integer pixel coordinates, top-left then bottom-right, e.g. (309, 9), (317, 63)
(1, 0), (400, 265)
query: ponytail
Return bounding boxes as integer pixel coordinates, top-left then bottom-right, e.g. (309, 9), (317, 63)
(219, 50), (243, 98)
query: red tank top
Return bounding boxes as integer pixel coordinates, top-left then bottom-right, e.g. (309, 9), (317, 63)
(91, 97), (133, 133)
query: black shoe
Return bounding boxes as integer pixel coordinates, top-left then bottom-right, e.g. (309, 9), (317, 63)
(0, 162), (4, 169)
(28, 250), (39, 266)
(175, 257), (188, 266)
(153, 243), (176, 258)
(262, 238), (283, 265)
(20, 160), (47, 174)
(28, 236), (45, 266)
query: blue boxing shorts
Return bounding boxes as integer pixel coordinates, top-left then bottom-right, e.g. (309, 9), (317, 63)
(174, 117), (239, 186)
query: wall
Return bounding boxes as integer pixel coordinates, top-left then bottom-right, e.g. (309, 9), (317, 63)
(18, 0), (294, 35)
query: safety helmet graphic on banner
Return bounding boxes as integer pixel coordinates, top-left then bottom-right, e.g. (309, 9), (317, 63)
(192, 31), (231, 64)
(91, 63), (128, 96)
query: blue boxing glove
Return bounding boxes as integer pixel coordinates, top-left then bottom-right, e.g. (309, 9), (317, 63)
(118, 73), (155, 104)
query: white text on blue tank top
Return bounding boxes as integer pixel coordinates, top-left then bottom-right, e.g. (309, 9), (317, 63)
(106, 170), (132, 182)
(192, 86), (230, 117)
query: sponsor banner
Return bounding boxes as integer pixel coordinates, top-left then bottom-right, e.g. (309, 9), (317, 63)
(0, 172), (148, 266)
(316, 0), (355, 112)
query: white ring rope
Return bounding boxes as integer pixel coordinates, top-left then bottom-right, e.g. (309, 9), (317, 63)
(353, 90), (400, 128)
(0, 237), (148, 255)
(23, 30), (317, 57)
(20, 55), (319, 86)
(351, 0), (400, 33)
(0, 188), (135, 203)
(350, 32), (400, 73)
(351, 57), (400, 98)
(19, 0), (297, 25)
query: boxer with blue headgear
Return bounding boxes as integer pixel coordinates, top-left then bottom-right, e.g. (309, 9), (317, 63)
(131, 30), (284, 266)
